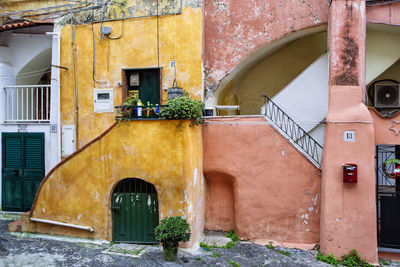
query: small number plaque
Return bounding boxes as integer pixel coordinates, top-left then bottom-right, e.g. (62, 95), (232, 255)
(344, 131), (355, 142)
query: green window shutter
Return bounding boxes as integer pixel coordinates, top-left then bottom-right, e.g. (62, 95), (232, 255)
(139, 69), (160, 105)
(2, 133), (45, 211)
(2, 133), (23, 176)
(24, 133), (44, 177)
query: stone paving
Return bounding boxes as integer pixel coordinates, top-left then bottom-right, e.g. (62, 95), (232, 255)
(0, 216), (397, 267)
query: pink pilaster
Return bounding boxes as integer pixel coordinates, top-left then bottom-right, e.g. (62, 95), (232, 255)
(321, 0), (377, 264)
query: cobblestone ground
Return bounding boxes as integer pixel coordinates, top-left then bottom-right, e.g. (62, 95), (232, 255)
(0, 217), (398, 267)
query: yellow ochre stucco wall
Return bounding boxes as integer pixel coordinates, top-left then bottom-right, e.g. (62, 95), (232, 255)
(25, 120), (205, 247)
(60, 6), (203, 148)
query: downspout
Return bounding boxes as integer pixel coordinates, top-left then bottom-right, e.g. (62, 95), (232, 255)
(70, 17), (79, 151)
(30, 217), (94, 232)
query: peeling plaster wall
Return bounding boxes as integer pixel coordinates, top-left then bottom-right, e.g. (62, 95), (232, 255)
(60, 4), (202, 148)
(204, 0), (328, 103)
(24, 120), (205, 248)
(203, 117), (321, 247)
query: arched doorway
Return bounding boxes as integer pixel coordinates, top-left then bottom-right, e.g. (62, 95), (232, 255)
(112, 178), (159, 243)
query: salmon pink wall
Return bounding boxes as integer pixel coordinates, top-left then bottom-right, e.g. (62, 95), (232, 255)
(203, 117), (321, 247)
(367, 2), (400, 26)
(370, 108), (400, 144)
(203, 0), (328, 100)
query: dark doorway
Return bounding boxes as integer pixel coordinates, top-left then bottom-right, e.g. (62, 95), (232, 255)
(376, 145), (400, 248)
(122, 68), (161, 105)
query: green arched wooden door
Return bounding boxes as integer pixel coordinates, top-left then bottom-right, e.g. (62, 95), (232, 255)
(112, 178), (159, 243)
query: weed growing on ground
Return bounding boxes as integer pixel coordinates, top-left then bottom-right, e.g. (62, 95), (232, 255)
(265, 241), (275, 250)
(379, 258), (390, 266)
(200, 242), (217, 251)
(223, 241), (236, 249)
(227, 259), (241, 267)
(341, 249), (373, 267)
(134, 247), (144, 255)
(316, 251), (339, 266)
(196, 256), (203, 262)
(316, 249), (373, 267)
(212, 251), (221, 257)
(278, 250), (291, 256)
(225, 230), (240, 242)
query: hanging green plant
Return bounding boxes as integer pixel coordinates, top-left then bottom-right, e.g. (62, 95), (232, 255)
(159, 95), (204, 126)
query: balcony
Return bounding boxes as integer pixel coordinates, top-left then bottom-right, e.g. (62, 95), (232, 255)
(3, 85), (51, 123)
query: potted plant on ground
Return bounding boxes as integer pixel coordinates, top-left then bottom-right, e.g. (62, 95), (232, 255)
(154, 216), (191, 262)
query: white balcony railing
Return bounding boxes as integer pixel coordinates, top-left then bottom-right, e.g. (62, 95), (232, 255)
(3, 85), (51, 123)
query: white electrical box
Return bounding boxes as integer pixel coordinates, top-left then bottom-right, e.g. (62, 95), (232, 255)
(62, 125), (76, 157)
(94, 88), (114, 113)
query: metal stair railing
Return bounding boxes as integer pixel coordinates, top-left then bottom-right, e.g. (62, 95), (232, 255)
(261, 95), (323, 168)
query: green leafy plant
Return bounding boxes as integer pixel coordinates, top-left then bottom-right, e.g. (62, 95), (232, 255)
(223, 241), (236, 249)
(278, 250), (291, 256)
(212, 251), (221, 257)
(317, 249), (373, 267)
(225, 230), (240, 242)
(123, 94), (139, 106)
(159, 96), (204, 126)
(316, 251), (339, 266)
(154, 216), (191, 248)
(227, 259), (241, 267)
(341, 249), (373, 267)
(266, 241), (275, 250)
(379, 258), (390, 266)
(196, 256), (203, 262)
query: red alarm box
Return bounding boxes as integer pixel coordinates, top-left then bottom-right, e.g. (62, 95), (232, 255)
(343, 163), (357, 183)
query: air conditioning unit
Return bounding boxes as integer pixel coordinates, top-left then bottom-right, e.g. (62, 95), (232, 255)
(374, 84), (400, 108)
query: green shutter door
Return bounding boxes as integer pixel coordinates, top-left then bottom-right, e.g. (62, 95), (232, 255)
(112, 179), (159, 243)
(2, 133), (45, 211)
(139, 69), (160, 105)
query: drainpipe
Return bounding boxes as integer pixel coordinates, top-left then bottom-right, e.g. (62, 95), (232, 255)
(70, 17), (79, 152)
(30, 217), (94, 232)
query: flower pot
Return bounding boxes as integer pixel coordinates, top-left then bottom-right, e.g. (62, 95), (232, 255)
(162, 243), (178, 261)
(128, 107), (134, 117)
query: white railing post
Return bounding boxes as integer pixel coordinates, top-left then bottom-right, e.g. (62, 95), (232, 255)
(3, 85), (51, 123)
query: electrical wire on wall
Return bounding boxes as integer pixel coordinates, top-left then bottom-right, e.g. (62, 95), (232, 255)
(156, 0), (160, 69)
(174, 0), (177, 84)
(91, 24), (107, 84)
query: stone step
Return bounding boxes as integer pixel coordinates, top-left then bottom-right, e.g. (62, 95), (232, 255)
(8, 220), (21, 232)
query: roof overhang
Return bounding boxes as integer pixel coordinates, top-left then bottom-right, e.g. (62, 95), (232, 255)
(0, 20), (53, 34)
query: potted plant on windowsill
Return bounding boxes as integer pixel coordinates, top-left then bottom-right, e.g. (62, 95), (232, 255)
(154, 216), (191, 262)
(122, 95), (139, 117)
(159, 94), (204, 126)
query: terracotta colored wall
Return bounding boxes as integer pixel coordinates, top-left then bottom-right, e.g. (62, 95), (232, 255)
(25, 120), (205, 248)
(367, 2), (400, 26)
(203, 117), (321, 247)
(321, 0), (377, 264)
(203, 0), (328, 100)
(60, 5), (202, 148)
(370, 109), (400, 144)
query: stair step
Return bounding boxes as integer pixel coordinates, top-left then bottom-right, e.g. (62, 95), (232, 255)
(8, 220), (21, 232)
